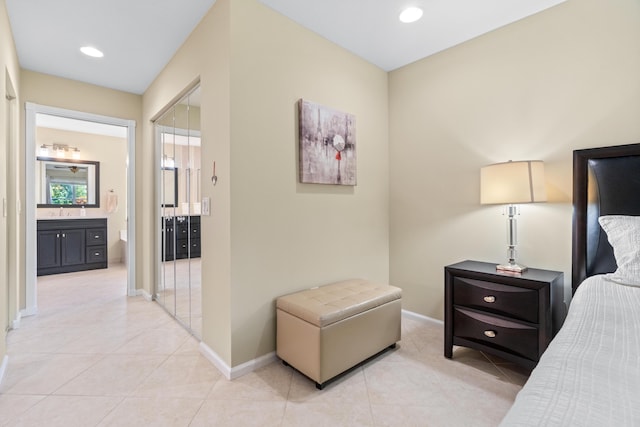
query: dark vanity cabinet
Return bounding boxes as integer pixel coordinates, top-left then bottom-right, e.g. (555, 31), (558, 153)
(162, 215), (201, 261)
(37, 218), (108, 276)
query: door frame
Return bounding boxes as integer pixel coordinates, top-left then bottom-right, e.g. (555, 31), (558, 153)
(25, 102), (137, 315)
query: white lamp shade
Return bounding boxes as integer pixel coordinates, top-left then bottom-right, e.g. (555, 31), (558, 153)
(480, 160), (547, 205)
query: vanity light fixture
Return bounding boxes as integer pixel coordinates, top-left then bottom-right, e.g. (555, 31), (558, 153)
(38, 143), (80, 160)
(80, 46), (104, 58)
(399, 6), (423, 23)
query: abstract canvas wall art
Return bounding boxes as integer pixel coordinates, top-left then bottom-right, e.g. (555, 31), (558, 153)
(298, 99), (356, 185)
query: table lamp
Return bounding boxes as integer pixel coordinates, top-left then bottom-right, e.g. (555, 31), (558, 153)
(480, 160), (547, 273)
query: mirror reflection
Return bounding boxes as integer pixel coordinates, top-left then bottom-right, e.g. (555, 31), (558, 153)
(36, 157), (100, 207)
(155, 84), (202, 338)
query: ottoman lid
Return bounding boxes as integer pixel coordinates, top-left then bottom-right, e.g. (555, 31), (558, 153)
(276, 279), (402, 328)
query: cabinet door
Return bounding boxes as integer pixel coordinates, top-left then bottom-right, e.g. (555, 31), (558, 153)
(61, 229), (86, 266)
(37, 230), (61, 269)
(163, 224), (175, 261)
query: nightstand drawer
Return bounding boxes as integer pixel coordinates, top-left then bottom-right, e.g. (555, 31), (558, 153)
(453, 307), (538, 361)
(453, 277), (539, 323)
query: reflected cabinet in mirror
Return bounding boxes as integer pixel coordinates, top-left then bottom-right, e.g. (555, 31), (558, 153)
(36, 157), (100, 208)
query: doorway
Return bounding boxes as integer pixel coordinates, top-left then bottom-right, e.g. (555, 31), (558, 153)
(25, 103), (136, 315)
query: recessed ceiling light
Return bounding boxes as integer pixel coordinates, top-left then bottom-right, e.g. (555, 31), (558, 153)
(399, 7), (423, 23)
(80, 46), (104, 58)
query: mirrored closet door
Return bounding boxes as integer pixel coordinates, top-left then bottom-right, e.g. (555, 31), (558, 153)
(155, 85), (202, 338)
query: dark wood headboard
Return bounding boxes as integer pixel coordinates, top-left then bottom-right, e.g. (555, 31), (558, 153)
(572, 143), (640, 293)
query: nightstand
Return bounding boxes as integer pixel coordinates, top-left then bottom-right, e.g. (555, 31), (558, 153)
(444, 260), (563, 369)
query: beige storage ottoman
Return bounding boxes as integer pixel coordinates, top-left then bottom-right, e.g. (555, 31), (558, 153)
(276, 278), (402, 389)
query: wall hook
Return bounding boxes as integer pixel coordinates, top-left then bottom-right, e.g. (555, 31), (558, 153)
(211, 161), (218, 185)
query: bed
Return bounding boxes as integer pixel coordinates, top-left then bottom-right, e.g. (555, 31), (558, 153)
(499, 143), (640, 426)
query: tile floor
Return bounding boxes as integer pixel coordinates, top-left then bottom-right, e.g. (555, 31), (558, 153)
(0, 265), (530, 426)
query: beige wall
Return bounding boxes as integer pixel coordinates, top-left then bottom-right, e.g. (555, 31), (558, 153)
(143, 0), (233, 362)
(1, 0), (21, 361)
(20, 71), (143, 287)
(389, 0), (640, 321)
(35, 128), (128, 263)
(144, 0), (389, 367)
(228, 0), (389, 365)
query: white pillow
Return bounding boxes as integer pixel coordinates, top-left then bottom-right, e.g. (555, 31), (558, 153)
(598, 215), (640, 287)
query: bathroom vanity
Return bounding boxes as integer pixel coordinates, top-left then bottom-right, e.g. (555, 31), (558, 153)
(162, 215), (201, 261)
(37, 218), (108, 276)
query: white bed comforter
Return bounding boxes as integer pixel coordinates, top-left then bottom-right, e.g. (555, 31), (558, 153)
(500, 275), (640, 426)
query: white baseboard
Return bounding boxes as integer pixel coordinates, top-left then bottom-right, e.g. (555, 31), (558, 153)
(20, 306), (37, 318)
(135, 289), (153, 301)
(229, 351), (277, 380)
(402, 309), (443, 325)
(11, 312), (21, 330)
(199, 341), (277, 381)
(195, 310), (440, 382)
(199, 341), (232, 379)
(0, 355), (8, 387)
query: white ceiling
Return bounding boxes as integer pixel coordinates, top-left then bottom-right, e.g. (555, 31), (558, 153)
(5, 0), (217, 95)
(6, 0), (565, 95)
(259, 0), (566, 71)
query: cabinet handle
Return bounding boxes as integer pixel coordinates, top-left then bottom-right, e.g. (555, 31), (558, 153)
(94, 235), (100, 239)
(62, 233), (66, 238)
(94, 252), (100, 256)
(484, 330), (497, 338)
(483, 295), (496, 303)
(56, 233), (60, 238)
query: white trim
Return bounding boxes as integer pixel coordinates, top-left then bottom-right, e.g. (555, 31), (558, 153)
(11, 311), (21, 330)
(198, 341), (278, 381)
(195, 311), (439, 382)
(199, 341), (232, 379)
(230, 352), (278, 380)
(402, 309), (444, 325)
(0, 355), (8, 387)
(19, 307), (36, 317)
(25, 103), (137, 313)
(135, 289), (153, 301)
(126, 120), (136, 297)
(25, 104), (37, 315)
(200, 341), (278, 380)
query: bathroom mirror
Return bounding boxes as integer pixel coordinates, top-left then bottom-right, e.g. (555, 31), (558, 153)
(36, 157), (100, 207)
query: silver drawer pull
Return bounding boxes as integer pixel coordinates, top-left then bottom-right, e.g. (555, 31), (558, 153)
(94, 235), (100, 239)
(484, 330), (497, 338)
(483, 295), (496, 303)
(94, 252), (100, 256)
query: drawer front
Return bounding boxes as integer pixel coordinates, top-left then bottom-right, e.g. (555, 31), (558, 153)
(190, 222), (200, 238)
(176, 223), (190, 238)
(86, 228), (106, 246)
(190, 238), (201, 256)
(453, 307), (539, 361)
(86, 246), (107, 263)
(453, 277), (539, 323)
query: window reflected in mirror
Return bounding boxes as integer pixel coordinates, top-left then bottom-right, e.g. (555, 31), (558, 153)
(36, 157), (100, 207)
